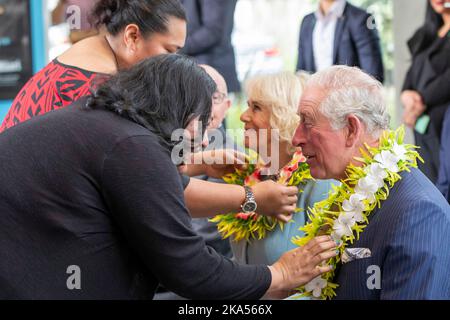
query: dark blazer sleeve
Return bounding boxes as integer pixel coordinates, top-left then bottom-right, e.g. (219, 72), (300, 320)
(380, 199), (450, 299)
(349, 10), (384, 82)
(100, 135), (271, 299)
(401, 59), (450, 109)
(182, 0), (231, 55)
(418, 68), (450, 109)
(402, 67), (414, 92)
(296, 17), (308, 72)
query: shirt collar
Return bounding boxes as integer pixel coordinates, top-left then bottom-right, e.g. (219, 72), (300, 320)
(315, 0), (347, 20)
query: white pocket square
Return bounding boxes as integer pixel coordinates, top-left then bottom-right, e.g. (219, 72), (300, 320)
(341, 248), (372, 264)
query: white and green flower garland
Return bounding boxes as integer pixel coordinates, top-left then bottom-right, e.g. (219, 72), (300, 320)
(291, 126), (423, 300)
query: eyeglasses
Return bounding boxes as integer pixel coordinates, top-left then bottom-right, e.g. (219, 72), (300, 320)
(213, 91), (228, 105)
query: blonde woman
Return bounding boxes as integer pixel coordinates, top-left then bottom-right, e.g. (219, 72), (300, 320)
(232, 72), (336, 265)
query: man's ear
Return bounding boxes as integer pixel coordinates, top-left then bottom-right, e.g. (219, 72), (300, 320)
(225, 99), (232, 111)
(345, 114), (363, 148)
(123, 24), (141, 52)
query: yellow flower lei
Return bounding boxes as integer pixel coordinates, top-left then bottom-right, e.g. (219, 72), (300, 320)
(210, 150), (312, 242)
(291, 126), (423, 300)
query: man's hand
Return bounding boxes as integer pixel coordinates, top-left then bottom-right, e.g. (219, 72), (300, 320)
(253, 180), (299, 222)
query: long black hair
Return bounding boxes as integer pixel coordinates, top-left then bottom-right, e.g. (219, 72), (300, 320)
(91, 0), (186, 36)
(407, 1), (445, 55)
(86, 54), (216, 149)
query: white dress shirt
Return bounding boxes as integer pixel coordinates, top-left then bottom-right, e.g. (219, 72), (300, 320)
(312, 0), (347, 71)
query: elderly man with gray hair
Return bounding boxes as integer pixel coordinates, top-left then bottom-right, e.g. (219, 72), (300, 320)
(292, 65), (450, 299)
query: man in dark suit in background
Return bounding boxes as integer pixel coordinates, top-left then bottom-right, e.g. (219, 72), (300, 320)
(296, 0), (384, 82)
(180, 0), (240, 93)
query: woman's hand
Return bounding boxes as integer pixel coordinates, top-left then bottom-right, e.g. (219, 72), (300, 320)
(253, 180), (298, 222)
(180, 149), (248, 178)
(401, 90), (426, 128)
(202, 149), (248, 178)
(401, 90), (422, 108)
(266, 236), (337, 298)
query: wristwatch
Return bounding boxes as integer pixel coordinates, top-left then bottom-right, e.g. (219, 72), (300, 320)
(241, 186), (258, 213)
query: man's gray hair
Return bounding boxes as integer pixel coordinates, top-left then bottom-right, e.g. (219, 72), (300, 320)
(307, 65), (390, 137)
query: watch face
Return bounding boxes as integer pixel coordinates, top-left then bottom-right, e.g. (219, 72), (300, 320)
(243, 201), (257, 213)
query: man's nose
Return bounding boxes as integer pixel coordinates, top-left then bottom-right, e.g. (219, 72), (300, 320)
(292, 125), (306, 147)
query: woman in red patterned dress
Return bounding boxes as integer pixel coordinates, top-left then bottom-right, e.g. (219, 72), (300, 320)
(0, 0), (187, 132)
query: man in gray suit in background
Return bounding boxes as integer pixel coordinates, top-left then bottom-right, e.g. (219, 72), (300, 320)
(179, 0), (240, 93)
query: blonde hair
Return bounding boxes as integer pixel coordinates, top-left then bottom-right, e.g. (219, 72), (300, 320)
(246, 72), (306, 152)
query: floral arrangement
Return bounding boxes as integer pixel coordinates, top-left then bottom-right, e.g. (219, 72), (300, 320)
(291, 126), (423, 299)
(210, 150), (312, 242)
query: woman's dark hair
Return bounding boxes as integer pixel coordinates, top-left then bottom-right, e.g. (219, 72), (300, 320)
(86, 54), (216, 149)
(407, 1), (445, 55)
(91, 0), (186, 36)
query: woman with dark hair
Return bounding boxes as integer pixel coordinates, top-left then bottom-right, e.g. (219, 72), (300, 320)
(0, 55), (337, 299)
(401, 0), (450, 182)
(0, 0), (298, 234)
(1, 0), (187, 132)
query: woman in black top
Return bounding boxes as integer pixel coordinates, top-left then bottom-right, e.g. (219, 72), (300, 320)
(0, 54), (336, 299)
(401, 0), (450, 183)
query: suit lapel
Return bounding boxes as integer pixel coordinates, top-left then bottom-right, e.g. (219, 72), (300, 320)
(333, 16), (346, 64)
(307, 16), (317, 71)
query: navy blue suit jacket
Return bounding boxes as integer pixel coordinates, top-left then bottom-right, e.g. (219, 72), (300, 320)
(334, 168), (450, 299)
(437, 106), (450, 202)
(296, 2), (384, 82)
(180, 0), (240, 92)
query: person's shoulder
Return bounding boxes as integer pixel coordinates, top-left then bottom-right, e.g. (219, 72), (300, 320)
(65, 99), (157, 147)
(301, 12), (315, 23)
(380, 168), (450, 218)
(344, 2), (370, 18)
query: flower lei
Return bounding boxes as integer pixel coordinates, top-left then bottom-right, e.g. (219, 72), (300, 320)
(291, 126), (423, 300)
(210, 150), (312, 242)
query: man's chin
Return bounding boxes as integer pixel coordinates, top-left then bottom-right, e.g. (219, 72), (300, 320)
(309, 166), (330, 180)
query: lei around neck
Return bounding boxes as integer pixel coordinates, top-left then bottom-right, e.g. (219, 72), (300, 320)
(292, 126), (423, 300)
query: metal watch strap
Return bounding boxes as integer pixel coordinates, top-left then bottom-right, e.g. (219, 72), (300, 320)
(244, 186), (255, 202)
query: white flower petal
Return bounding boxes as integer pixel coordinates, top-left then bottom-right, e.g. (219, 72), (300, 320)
(338, 212), (356, 225)
(330, 232), (341, 242)
(333, 217), (354, 238)
(342, 199), (353, 212)
(353, 211), (365, 222)
(392, 143), (407, 161)
(305, 280), (315, 293)
(375, 150), (400, 173)
(369, 163), (388, 180)
(312, 287), (322, 298)
(319, 278), (328, 289)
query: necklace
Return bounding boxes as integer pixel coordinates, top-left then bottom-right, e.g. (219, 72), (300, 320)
(210, 150), (312, 241)
(291, 126), (422, 300)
